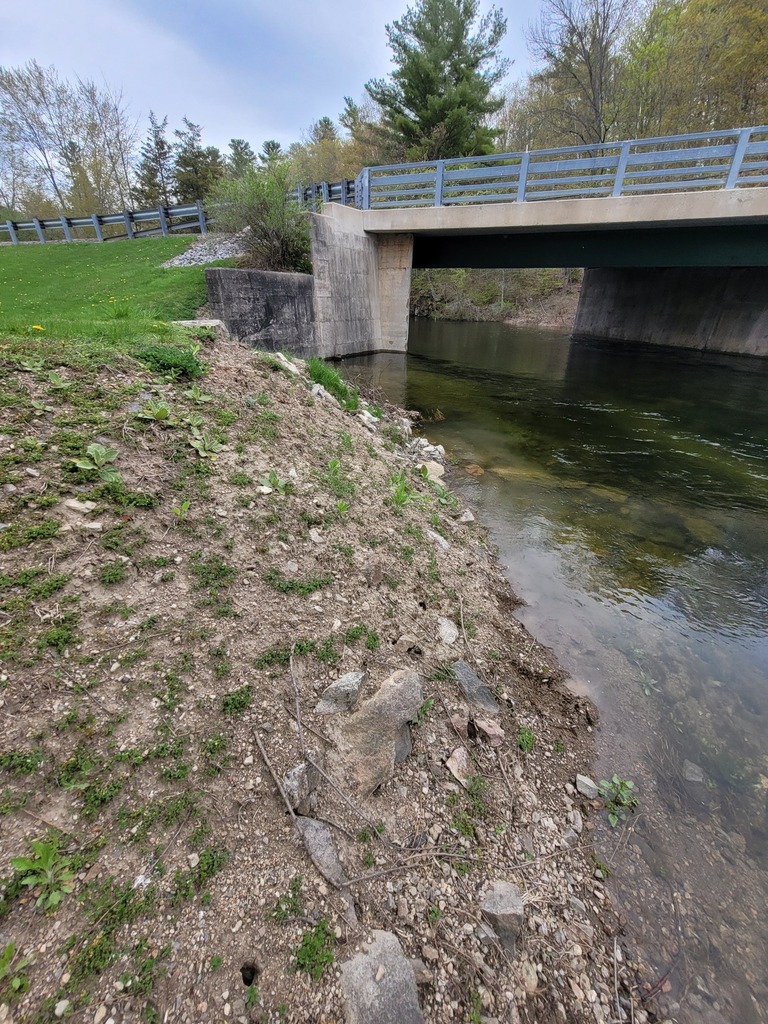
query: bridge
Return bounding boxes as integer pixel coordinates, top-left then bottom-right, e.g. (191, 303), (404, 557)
(301, 126), (768, 359)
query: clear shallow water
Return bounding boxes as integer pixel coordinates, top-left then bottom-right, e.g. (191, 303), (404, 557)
(346, 320), (768, 1023)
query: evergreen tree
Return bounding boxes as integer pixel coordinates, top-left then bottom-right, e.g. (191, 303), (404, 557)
(365, 0), (510, 160)
(173, 118), (225, 203)
(134, 112), (174, 207)
(258, 140), (284, 167)
(227, 138), (256, 178)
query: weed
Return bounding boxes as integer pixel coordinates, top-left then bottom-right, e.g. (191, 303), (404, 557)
(554, 739), (566, 753)
(137, 398), (176, 424)
(599, 775), (638, 827)
(72, 442), (121, 483)
(315, 636), (341, 666)
(183, 384), (213, 403)
(517, 726), (536, 754)
(190, 552), (237, 597)
(11, 836), (75, 911)
(466, 774), (489, 817)
(430, 664), (455, 684)
(100, 560), (126, 586)
(307, 358), (356, 409)
(264, 568), (331, 597)
(320, 459), (355, 499)
(362, 851), (375, 868)
(0, 749), (43, 774)
(221, 685), (252, 716)
(427, 905), (442, 923)
(0, 940), (30, 1000)
(0, 518), (60, 553)
(413, 697), (435, 725)
(365, 629), (381, 652)
(261, 469), (295, 495)
(229, 471), (252, 487)
(338, 431), (354, 454)
(389, 470), (420, 512)
(270, 875), (304, 922)
(188, 428), (223, 458)
(136, 344), (204, 379)
(294, 918), (335, 981)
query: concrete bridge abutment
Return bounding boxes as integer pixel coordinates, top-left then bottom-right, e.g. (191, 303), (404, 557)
(310, 204), (413, 358)
(573, 267), (768, 357)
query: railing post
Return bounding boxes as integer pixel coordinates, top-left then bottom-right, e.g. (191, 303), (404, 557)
(726, 128), (752, 189)
(158, 206), (169, 237)
(516, 151), (530, 202)
(196, 200), (207, 235)
(339, 179), (348, 206)
(434, 161), (445, 206)
(321, 181), (330, 203)
(59, 216), (73, 243)
(362, 168), (371, 210)
(91, 214), (104, 242)
(32, 218), (46, 243)
(123, 211), (134, 239)
(6, 220), (18, 245)
(612, 141), (631, 197)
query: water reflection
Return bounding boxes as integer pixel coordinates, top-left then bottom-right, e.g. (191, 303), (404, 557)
(345, 320), (768, 1023)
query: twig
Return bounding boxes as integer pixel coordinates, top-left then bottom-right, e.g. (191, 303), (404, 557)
(282, 704), (333, 746)
(458, 593), (470, 652)
(289, 651), (305, 760)
(21, 808), (81, 842)
(92, 629), (177, 656)
(345, 850), (484, 886)
(253, 729), (296, 821)
(613, 937), (621, 1024)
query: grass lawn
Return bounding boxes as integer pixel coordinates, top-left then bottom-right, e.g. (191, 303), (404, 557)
(0, 237), (229, 364)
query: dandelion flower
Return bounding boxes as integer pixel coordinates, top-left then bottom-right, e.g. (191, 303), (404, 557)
(32, 325), (44, 331)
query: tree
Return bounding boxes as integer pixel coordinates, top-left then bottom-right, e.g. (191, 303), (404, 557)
(258, 140), (283, 167)
(134, 111), (174, 207)
(227, 138), (256, 178)
(365, 0), (510, 160)
(173, 118), (224, 202)
(527, 0), (638, 144)
(0, 60), (137, 212)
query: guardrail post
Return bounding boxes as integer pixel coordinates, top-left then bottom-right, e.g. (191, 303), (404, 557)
(339, 179), (348, 206)
(91, 214), (104, 242)
(362, 168), (371, 210)
(158, 206), (169, 236)
(32, 218), (46, 243)
(726, 128), (752, 189)
(612, 141), (631, 197)
(321, 181), (330, 203)
(196, 200), (207, 235)
(123, 211), (134, 239)
(434, 161), (445, 206)
(59, 216), (73, 243)
(6, 220), (18, 245)
(516, 151), (530, 202)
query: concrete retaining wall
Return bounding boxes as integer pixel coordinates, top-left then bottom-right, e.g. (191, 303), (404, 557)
(573, 267), (768, 357)
(205, 268), (316, 357)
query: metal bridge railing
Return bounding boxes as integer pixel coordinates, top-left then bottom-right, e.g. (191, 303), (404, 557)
(0, 201), (207, 245)
(312, 125), (768, 211)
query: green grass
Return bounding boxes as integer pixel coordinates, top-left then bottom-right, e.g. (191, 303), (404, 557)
(0, 238), (226, 361)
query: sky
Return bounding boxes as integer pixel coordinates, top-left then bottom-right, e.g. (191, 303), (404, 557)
(0, 0), (542, 154)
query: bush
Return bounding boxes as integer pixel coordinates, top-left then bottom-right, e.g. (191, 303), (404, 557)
(206, 164), (312, 274)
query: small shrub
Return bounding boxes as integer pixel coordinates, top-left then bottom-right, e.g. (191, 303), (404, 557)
(100, 560), (126, 586)
(517, 726), (536, 753)
(293, 918), (334, 981)
(136, 345), (205, 379)
(221, 685), (252, 716)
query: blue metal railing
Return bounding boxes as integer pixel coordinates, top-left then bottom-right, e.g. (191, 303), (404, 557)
(313, 126), (768, 211)
(0, 201), (206, 245)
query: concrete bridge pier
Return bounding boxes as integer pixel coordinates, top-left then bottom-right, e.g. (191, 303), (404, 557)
(310, 204), (413, 358)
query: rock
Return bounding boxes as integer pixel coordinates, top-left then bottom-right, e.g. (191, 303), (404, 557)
(479, 881), (525, 954)
(465, 463), (485, 476)
(93, 1006), (107, 1024)
(54, 1000), (71, 1018)
(308, 527), (324, 544)
(394, 634), (422, 655)
(2, 484), (17, 493)
(170, 317), (230, 336)
(446, 746), (471, 787)
(458, 509), (475, 523)
(64, 498), (97, 513)
(273, 352), (300, 375)
(294, 818), (356, 924)
(421, 944), (439, 962)
(576, 774), (599, 800)
(561, 827), (579, 848)
(283, 761), (320, 814)
(419, 461), (445, 483)
(187, 852), (200, 869)
(327, 670), (423, 795)
(341, 931), (424, 1024)
(25, 467), (40, 477)
(521, 960), (539, 995)
(311, 383), (340, 406)
(476, 718), (505, 747)
(358, 410), (379, 429)
(425, 528), (450, 551)
(314, 671), (366, 715)
(437, 616), (459, 645)
(409, 959), (432, 986)
(683, 759), (705, 783)
(451, 661), (499, 715)
(568, 809), (584, 834)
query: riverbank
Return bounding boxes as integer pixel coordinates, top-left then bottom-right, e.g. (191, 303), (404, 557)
(0, 333), (649, 1023)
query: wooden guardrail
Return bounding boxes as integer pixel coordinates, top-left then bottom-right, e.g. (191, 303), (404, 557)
(0, 201), (207, 244)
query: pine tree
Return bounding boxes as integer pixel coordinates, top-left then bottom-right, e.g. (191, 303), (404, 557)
(134, 112), (174, 208)
(227, 138), (256, 178)
(365, 0), (510, 160)
(173, 118), (225, 203)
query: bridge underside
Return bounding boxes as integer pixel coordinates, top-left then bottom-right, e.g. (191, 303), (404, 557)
(412, 224), (768, 269)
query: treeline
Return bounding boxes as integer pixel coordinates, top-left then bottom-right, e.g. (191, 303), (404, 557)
(1, 0), (765, 224)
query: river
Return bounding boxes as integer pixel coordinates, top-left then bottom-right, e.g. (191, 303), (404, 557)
(345, 319), (768, 1024)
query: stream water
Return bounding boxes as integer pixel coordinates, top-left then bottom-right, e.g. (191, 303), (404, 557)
(345, 319), (768, 1024)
